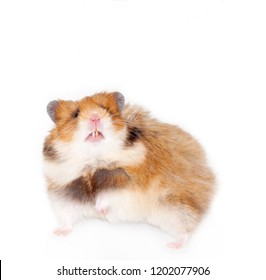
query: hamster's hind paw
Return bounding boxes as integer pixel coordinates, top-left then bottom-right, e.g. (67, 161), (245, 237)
(167, 234), (189, 249)
(53, 227), (72, 236)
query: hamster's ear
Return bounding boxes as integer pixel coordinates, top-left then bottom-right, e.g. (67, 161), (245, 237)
(47, 100), (59, 122)
(113, 92), (125, 112)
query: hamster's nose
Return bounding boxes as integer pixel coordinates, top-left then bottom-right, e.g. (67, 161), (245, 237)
(90, 113), (100, 122)
(90, 113), (100, 127)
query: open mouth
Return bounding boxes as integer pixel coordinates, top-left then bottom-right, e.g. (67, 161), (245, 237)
(86, 130), (104, 142)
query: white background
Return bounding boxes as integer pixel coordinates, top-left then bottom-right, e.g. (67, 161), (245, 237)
(0, 0), (266, 279)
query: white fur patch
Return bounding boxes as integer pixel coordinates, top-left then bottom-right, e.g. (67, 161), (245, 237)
(95, 189), (149, 224)
(49, 193), (100, 227)
(94, 187), (193, 239)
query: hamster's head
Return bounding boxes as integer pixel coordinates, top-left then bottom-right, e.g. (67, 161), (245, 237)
(46, 92), (127, 163)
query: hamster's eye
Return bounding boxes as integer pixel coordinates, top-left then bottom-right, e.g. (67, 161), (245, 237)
(73, 109), (80, 119)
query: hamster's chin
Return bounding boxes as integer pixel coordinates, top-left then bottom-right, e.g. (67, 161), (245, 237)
(85, 131), (104, 143)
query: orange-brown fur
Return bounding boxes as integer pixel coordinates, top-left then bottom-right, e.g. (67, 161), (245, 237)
(119, 106), (215, 227)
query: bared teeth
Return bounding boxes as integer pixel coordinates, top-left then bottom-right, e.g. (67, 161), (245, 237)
(92, 130), (99, 137)
(87, 130), (103, 141)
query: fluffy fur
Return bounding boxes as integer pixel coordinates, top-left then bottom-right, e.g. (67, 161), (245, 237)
(43, 92), (215, 247)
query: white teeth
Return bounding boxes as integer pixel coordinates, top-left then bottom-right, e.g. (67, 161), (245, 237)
(92, 131), (99, 137)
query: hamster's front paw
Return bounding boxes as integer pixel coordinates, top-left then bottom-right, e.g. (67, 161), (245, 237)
(53, 227), (72, 236)
(95, 194), (110, 216)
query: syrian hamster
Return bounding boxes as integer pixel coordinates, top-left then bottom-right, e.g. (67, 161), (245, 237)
(43, 91), (215, 248)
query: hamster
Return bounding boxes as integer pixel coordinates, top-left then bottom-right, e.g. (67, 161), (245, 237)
(43, 91), (215, 248)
